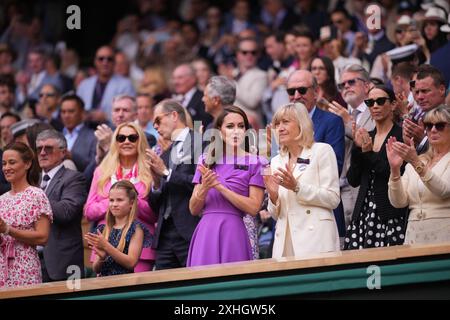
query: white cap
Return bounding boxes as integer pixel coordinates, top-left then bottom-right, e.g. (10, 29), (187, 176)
(10, 119), (41, 138)
(424, 6), (448, 23)
(385, 44), (419, 62)
(397, 15), (413, 25)
(441, 12), (450, 32)
(422, 0), (450, 14)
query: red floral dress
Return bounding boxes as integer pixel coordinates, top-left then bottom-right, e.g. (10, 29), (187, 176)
(0, 186), (53, 288)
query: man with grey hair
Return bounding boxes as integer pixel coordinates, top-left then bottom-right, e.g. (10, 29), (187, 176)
(147, 99), (202, 270)
(202, 76), (236, 130)
(172, 63), (213, 128)
(328, 64), (375, 230)
(36, 129), (87, 282)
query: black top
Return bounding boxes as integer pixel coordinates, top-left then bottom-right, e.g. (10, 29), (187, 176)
(346, 123), (408, 222)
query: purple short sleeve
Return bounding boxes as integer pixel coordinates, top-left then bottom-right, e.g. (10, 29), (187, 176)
(192, 154), (205, 184)
(249, 156), (265, 189)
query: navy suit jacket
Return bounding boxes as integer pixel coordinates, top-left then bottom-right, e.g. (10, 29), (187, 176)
(311, 107), (345, 175)
(186, 89), (213, 129)
(311, 107), (346, 236)
(70, 124), (97, 186)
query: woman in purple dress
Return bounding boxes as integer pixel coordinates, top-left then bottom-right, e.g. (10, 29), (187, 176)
(187, 106), (266, 266)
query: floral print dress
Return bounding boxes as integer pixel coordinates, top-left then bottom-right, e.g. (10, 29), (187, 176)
(0, 186), (53, 288)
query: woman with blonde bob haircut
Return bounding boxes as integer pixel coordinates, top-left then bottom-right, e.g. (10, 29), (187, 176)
(387, 104), (450, 244)
(264, 102), (341, 258)
(85, 122), (157, 271)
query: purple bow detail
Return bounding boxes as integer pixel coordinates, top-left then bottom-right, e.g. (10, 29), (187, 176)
(297, 157), (310, 164)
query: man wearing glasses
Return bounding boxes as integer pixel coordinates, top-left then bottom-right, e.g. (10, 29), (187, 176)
(36, 129), (87, 282)
(327, 64), (375, 232)
(233, 37), (268, 129)
(77, 46), (135, 125)
(36, 84), (64, 131)
(286, 69), (346, 240)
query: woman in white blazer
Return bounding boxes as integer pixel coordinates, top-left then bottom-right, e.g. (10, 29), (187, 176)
(264, 102), (341, 258)
(387, 105), (450, 244)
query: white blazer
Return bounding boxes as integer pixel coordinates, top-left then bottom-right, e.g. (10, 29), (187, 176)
(268, 142), (341, 258)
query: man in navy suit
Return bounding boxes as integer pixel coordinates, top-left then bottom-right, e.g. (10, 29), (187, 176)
(60, 94), (97, 185)
(147, 100), (202, 270)
(286, 70), (346, 237)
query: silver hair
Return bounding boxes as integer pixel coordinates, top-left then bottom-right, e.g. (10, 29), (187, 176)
(206, 76), (236, 106)
(112, 94), (137, 112)
(36, 129), (67, 150)
(341, 64), (370, 82)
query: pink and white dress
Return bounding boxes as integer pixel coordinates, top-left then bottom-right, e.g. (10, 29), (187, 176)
(0, 186), (53, 288)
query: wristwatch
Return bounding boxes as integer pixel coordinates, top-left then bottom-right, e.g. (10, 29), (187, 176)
(162, 168), (170, 178)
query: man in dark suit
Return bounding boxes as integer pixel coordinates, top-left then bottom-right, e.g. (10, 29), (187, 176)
(60, 94), (97, 185)
(287, 70), (346, 237)
(172, 63), (213, 129)
(147, 99), (202, 270)
(36, 129), (87, 282)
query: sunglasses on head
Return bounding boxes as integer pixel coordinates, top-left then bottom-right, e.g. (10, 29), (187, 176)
(96, 56), (114, 62)
(337, 78), (365, 91)
(364, 97), (390, 107)
(286, 86), (311, 96)
(423, 122), (448, 132)
(239, 50), (257, 56)
(37, 145), (61, 154)
(116, 134), (139, 143)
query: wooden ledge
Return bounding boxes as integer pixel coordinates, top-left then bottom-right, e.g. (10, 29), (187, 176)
(1, 242), (450, 299)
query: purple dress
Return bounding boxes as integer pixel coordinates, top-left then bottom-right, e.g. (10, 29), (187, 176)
(187, 155), (266, 267)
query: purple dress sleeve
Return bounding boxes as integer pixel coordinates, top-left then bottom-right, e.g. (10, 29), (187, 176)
(249, 156), (265, 189)
(192, 155), (205, 184)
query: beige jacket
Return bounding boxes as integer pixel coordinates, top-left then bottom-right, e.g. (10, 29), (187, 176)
(388, 151), (450, 221)
(268, 143), (341, 258)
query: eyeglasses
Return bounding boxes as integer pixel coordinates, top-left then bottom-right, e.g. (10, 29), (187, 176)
(37, 145), (62, 154)
(409, 80), (415, 89)
(286, 86), (312, 96)
(96, 56), (114, 62)
(39, 92), (57, 98)
(423, 122), (448, 132)
(364, 97), (391, 107)
(337, 78), (365, 91)
(116, 134), (139, 143)
(153, 112), (171, 127)
(239, 50), (257, 56)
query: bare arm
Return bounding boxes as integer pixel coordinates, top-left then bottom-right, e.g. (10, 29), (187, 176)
(6, 215), (50, 246)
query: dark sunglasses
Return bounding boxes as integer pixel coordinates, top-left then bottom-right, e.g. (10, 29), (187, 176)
(424, 122), (448, 132)
(239, 50), (257, 56)
(364, 97), (390, 107)
(409, 80), (415, 89)
(96, 56), (114, 62)
(153, 112), (172, 127)
(116, 134), (139, 143)
(337, 78), (365, 91)
(286, 86), (311, 96)
(39, 92), (57, 98)
(37, 145), (62, 154)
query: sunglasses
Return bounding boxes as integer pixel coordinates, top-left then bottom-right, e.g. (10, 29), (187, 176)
(364, 97), (390, 107)
(37, 145), (62, 154)
(39, 92), (57, 98)
(153, 112), (171, 127)
(116, 134), (139, 143)
(423, 122), (448, 132)
(239, 50), (257, 56)
(286, 86), (311, 96)
(337, 78), (365, 91)
(409, 80), (415, 89)
(96, 56), (114, 62)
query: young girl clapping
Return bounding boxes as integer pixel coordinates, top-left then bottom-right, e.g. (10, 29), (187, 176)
(85, 180), (152, 276)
